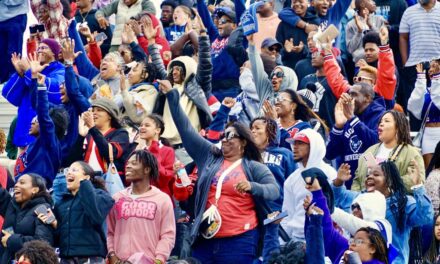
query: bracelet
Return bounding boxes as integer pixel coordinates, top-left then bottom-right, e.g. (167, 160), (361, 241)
(200, 29), (207, 33)
(304, 22), (309, 29)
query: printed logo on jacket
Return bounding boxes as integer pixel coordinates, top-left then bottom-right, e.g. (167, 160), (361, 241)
(115, 197), (157, 220)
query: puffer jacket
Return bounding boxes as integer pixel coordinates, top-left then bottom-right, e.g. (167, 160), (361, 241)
(150, 34), (213, 128)
(0, 187), (54, 264)
(121, 82), (158, 125)
(54, 180), (114, 258)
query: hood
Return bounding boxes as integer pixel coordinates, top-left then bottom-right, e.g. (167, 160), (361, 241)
(353, 191), (393, 246)
(276, 66), (298, 91)
(353, 191), (386, 222)
(167, 56), (197, 85)
(300, 128), (326, 168)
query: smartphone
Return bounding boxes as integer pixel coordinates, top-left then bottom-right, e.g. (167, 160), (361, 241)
(317, 24), (340, 43)
(34, 205), (56, 224)
(95, 32), (108, 42)
(363, 152), (377, 168)
(264, 211), (288, 225)
(29, 24), (45, 34)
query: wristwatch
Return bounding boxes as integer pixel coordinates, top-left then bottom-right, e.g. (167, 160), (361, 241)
(64, 60), (73, 67)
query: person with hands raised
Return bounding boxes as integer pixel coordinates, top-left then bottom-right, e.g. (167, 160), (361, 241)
(408, 58), (440, 168)
(333, 160), (433, 263)
(162, 77), (279, 263)
(37, 161), (113, 264)
(94, 0), (156, 49)
(2, 39), (65, 152)
(13, 53), (69, 187)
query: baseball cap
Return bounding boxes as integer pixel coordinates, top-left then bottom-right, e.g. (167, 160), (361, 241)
(286, 131), (310, 144)
(261, 38), (282, 50)
(215, 7), (236, 21)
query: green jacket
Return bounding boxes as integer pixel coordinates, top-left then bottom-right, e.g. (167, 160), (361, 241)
(352, 143), (425, 193)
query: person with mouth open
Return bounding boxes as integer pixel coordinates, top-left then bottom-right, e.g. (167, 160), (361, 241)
(0, 173), (54, 264)
(36, 161), (114, 264)
(351, 110), (425, 193)
(332, 160), (433, 264)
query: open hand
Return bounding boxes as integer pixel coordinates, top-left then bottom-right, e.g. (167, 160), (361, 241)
(335, 100), (348, 129)
(340, 93), (355, 120)
(62, 38), (82, 62)
(79, 24), (94, 41)
(379, 25), (389, 46)
(335, 163), (351, 186)
(82, 109), (95, 129)
(356, 59), (368, 69)
(27, 52), (48, 78)
(122, 24), (136, 44)
(263, 100), (278, 120)
(11, 53), (24, 75)
(416, 63), (425, 74)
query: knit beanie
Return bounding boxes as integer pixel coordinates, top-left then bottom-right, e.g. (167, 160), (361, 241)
(40, 38), (62, 56)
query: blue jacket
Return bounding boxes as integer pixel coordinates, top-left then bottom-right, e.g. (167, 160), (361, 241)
(278, 0), (352, 29)
(279, 121), (311, 150)
(2, 62), (65, 147)
(166, 89), (279, 247)
(333, 185), (434, 264)
(197, 0), (245, 92)
(326, 96), (385, 188)
(60, 66), (92, 167)
(54, 180), (114, 258)
(16, 80), (64, 187)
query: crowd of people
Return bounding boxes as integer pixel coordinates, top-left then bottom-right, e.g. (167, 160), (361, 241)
(0, 0), (439, 263)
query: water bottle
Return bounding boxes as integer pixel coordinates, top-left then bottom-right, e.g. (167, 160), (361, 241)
(177, 163), (191, 187)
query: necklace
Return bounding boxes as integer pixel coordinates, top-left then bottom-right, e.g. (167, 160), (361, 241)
(80, 9), (91, 23)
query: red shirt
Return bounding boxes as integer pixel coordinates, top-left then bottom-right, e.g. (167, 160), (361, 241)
(206, 160), (258, 237)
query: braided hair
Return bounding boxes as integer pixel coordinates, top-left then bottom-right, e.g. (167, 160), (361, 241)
(380, 161), (407, 232)
(250, 117), (278, 147)
(128, 150), (159, 183)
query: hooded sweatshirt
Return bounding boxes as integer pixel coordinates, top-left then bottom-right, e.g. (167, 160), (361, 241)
(162, 56), (201, 145)
(331, 191), (393, 245)
(249, 45), (298, 110)
(107, 186), (176, 263)
(281, 128), (336, 241)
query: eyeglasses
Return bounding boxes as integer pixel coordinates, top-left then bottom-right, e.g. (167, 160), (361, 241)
(353, 76), (374, 83)
(351, 203), (361, 211)
(268, 46), (280, 52)
(270, 71), (284, 79)
(349, 238), (371, 246)
(37, 45), (50, 51)
(220, 131), (240, 141)
(63, 167), (81, 175)
(274, 96), (292, 103)
(218, 18), (233, 25)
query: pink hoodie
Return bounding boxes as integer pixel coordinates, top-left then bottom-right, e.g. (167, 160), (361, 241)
(107, 186), (176, 263)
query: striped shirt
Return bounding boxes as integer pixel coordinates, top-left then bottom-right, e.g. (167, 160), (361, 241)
(399, 2), (440, 66)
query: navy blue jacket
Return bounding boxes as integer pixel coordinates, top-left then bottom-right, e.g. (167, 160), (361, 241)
(54, 180), (114, 258)
(60, 66), (92, 168)
(326, 96), (385, 188)
(16, 80), (64, 187)
(197, 0), (245, 93)
(0, 187), (54, 264)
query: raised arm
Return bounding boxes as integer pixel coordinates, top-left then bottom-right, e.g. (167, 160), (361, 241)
(323, 52), (350, 99)
(375, 28), (396, 101)
(196, 0), (219, 42)
(163, 85), (214, 169)
(407, 68), (427, 120)
(248, 38), (273, 105)
(196, 34), (213, 95)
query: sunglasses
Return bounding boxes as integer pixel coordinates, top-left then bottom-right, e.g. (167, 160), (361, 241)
(270, 71), (284, 79)
(351, 203), (361, 211)
(218, 18), (233, 25)
(268, 46), (280, 52)
(220, 131), (240, 141)
(353, 76), (373, 83)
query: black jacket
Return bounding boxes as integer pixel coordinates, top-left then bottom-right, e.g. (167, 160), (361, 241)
(0, 188), (54, 264)
(54, 180), (114, 258)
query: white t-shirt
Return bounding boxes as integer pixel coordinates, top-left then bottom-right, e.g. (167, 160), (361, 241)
(88, 141), (103, 172)
(376, 144), (394, 164)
